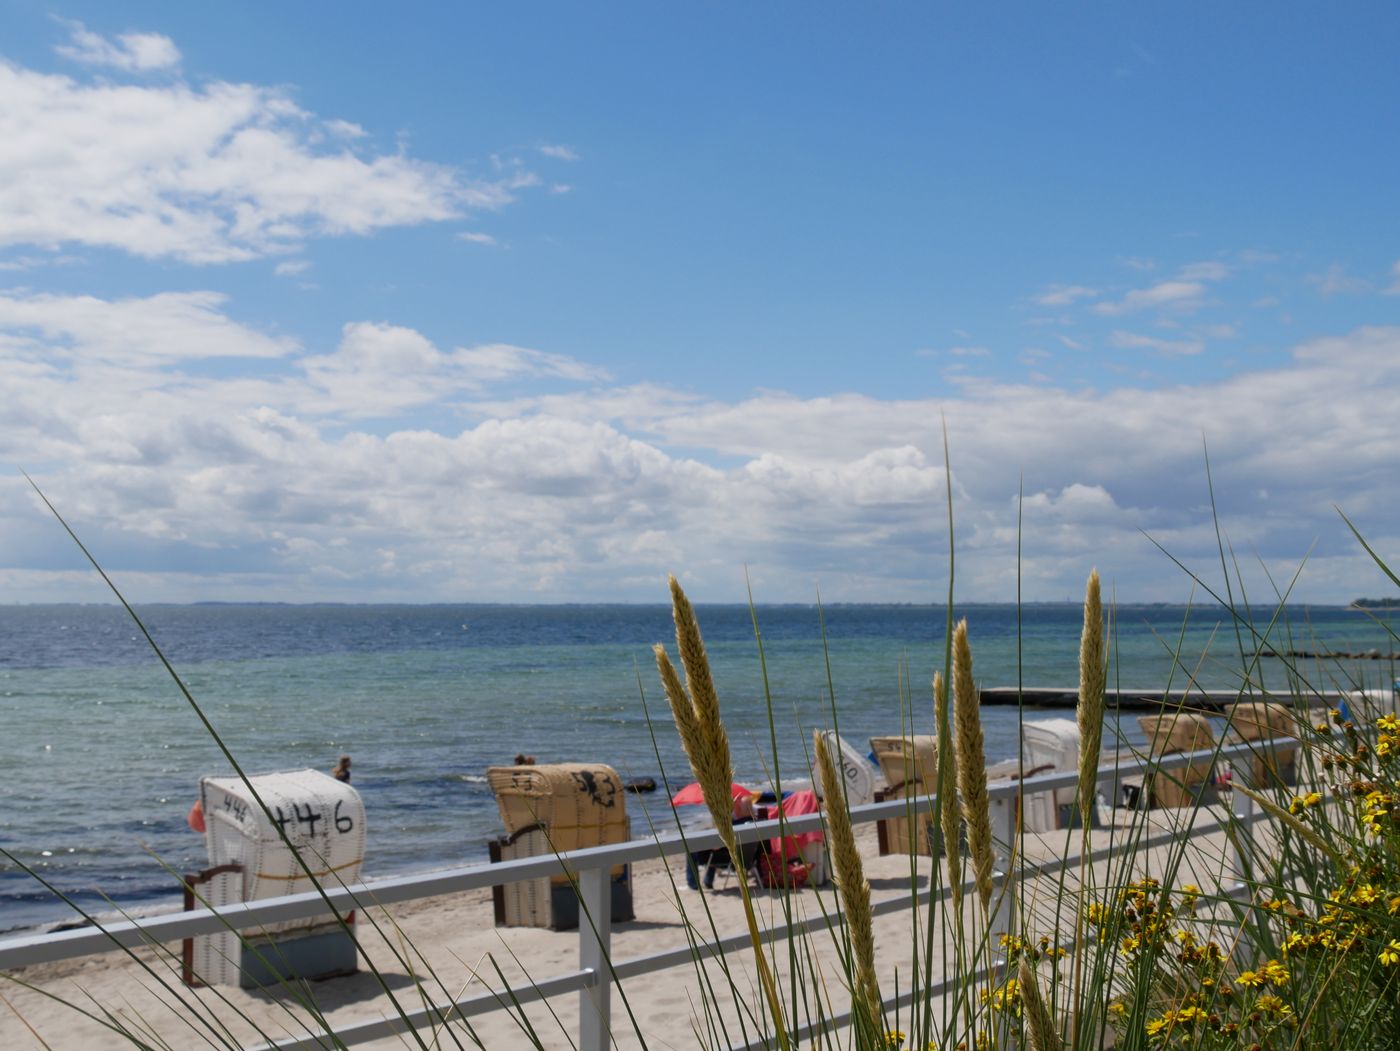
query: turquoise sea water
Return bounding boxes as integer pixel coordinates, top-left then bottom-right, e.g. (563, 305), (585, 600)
(1, 601), (1396, 932)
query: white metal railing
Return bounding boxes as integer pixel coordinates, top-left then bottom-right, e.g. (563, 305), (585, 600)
(0, 739), (1277, 1051)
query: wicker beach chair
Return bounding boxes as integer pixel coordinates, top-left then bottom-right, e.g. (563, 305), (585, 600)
(486, 762), (634, 930)
(1137, 711), (1217, 808)
(1224, 700), (1299, 788)
(869, 735), (938, 855)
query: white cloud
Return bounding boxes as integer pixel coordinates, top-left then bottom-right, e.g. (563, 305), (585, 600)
(1109, 330), (1205, 356)
(539, 144), (579, 161)
(0, 58), (528, 263)
(458, 231), (499, 246)
(297, 322), (609, 418)
(1178, 260), (1230, 281)
(0, 289), (296, 365)
(1093, 280), (1206, 316)
(1034, 284), (1097, 307)
(324, 119), (367, 140)
(1384, 260), (1400, 296)
(1308, 263), (1371, 297)
(55, 20), (180, 72)
(8, 292), (1400, 603)
(274, 259), (311, 276)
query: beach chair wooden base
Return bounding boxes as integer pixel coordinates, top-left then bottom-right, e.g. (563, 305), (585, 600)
(489, 824), (635, 930)
(874, 783), (935, 856)
(1225, 701), (1300, 789)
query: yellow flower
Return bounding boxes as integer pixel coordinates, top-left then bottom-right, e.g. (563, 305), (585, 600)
(1379, 940), (1400, 966)
(885, 1030), (907, 1049)
(1352, 884), (1379, 906)
(1236, 969), (1264, 988)
(1145, 1017), (1168, 1036)
(1255, 994), (1291, 1017)
(1288, 791), (1322, 814)
(1260, 959), (1289, 985)
(1108, 1001), (1126, 1016)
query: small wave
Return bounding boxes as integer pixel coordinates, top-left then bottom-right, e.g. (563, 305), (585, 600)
(455, 774), (489, 784)
(1, 898), (185, 938)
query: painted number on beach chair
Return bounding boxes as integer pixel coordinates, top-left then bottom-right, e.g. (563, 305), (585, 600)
(292, 802), (323, 836)
(334, 799), (354, 834)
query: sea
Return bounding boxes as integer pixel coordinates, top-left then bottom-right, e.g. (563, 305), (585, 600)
(2, 601), (1396, 933)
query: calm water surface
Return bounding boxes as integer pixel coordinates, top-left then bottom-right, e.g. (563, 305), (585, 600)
(2, 602), (1395, 931)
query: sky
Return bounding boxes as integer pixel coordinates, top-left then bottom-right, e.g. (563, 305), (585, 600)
(3, 2), (1400, 605)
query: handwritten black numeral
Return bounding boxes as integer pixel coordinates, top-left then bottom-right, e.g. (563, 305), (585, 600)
(293, 802), (322, 836)
(334, 799), (354, 834)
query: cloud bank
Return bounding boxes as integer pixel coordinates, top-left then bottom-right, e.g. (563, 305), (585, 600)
(4, 286), (1395, 604)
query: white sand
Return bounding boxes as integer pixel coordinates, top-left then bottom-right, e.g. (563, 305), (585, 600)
(1, 805), (1250, 1051)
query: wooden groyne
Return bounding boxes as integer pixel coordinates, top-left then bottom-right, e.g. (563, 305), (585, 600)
(979, 686), (1365, 712)
(1249, 649), (1400, 661)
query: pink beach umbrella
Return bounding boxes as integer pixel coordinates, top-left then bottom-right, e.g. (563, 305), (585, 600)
(670, 781), (755, 807)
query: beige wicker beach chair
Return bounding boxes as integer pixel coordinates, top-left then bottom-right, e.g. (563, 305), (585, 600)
(486, 762), (633, 929)
(1137, 711), (1216, 808)
(869, 735), (938, 855)
(1224, 701), (1299, 788)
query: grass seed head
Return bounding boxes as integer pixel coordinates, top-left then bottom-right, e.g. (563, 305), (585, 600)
(953, 619), (994, 914)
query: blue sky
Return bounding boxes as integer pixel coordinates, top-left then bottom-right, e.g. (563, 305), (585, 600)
(3, 3), (1400, 604)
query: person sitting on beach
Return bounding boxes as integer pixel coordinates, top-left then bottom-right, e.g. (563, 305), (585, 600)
(332, 755), (352, 783)
(513, 753), (537, 766)
(687, 793), (760, 890)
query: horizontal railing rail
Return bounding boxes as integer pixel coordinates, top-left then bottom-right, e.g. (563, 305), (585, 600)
(0, 737), (1283, 1051)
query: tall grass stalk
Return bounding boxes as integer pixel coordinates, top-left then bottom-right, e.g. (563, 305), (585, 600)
(654, 575), (791, 1051)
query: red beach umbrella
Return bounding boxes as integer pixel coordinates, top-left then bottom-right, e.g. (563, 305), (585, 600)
(670, 781), (754, 807)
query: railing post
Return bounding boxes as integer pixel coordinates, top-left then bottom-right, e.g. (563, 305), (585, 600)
(990, 796), (1017, 962)
(578, 865), (612, 1051)
(1228, 784), (1256, 895)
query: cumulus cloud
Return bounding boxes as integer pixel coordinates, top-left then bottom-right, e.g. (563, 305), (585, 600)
(297, 323), (611, 417)
(538, 144), (579, 161)
(0, 57), (526, 263)
(54, 20), (180, 72)
(0, 289), (297, 365)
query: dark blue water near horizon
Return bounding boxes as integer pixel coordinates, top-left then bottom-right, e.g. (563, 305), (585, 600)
(2, 601), (1396, 932)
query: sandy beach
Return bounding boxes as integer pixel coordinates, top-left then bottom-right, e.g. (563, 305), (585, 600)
(0, 802), (1248, 1051)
